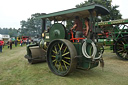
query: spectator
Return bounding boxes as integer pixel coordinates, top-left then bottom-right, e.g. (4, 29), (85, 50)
(7, 41), (10, 48)
(9, 39), (12, 50)
(26, 38), (30, 45)
(29, 39), (31, 44)
(14, 39), (18, 47)
(0, 39), (4, 53)
(20, 39), (23, 47)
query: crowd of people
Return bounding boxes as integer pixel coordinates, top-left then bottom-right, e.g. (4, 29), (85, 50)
(0, 38), (32, 53)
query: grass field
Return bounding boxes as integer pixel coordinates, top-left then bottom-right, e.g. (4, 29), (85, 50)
(0, 45), (128, 85)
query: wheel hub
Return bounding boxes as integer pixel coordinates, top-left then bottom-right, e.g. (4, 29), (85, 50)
(56, 51), (62, 62)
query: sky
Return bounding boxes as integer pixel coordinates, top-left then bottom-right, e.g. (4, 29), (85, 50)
(0, 0), (127, 29)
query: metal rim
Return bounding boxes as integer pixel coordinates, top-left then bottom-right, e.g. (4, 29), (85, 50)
(115, 36), (128, 60)
(47, 39), (77, 76)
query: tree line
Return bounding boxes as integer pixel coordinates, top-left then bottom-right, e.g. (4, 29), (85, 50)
(0, 28), (18, 37)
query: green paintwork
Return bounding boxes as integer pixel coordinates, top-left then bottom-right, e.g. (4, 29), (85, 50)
(73, 40), (101, 70)
(77, 57), (99, 69)
(99, 39), (113, 46)
(73, 43), (83, 56)
(124, 44), (128, 50)
(49, 23), (66, 41)
(38, 4), (109, 21)
(96, 18), (128, 26)
(44, 33), (50, 42)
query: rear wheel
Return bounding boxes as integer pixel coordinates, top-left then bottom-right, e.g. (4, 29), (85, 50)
(47, 39), (77, 76)
(115, 36), (128, 60)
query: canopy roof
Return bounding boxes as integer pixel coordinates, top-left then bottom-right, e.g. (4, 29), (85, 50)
(97, 18), (128, 26)
(38, 4), (109, 21)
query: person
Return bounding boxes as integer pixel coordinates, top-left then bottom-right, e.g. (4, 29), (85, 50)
(71, 16), (83, 38)
(84, 17), (90, 37)
(26, 38), (29, 45)
(14, 39), (18, 47)
(29, 39), (31, 44)
(20, 39), (23, 47)
(7, 41), (10, 48)
(9, 39), (12, 50)
(0, 39), (4, 53)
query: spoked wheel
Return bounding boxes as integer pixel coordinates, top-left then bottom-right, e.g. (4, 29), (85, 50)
(115, 36), (128, 60)
(47, 39), (77, 76)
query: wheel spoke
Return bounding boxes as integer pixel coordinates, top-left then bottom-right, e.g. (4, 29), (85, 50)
(62, 52), (70, 57)
(60, 62), (63, 71)
(62, 59), (70, 65)
(123, 53), (127, 58)
(64, 57), (71, 59)
(60, 43), (63, 50)
(63, 47), (67, 53)
(55, 61), (57, 67)
(119, 49), (126, 53)
(52, 50), (57, 54)
(58, 44), (61, 50)
(52, 59), (57, 63)
(117, 44), (123, 46)
(52, 55), (56, 58)
(121, 41), (125, 45)
(58, 62), (61, 71)
(54, 46), (58, 53)
(63, 61), (68, 70)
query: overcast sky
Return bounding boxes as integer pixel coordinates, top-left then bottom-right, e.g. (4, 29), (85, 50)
(0, 0), (127, 29)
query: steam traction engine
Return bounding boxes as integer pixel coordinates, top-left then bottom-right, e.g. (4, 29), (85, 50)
(97, 19), (128, 60)
(24, 4), (109, 76)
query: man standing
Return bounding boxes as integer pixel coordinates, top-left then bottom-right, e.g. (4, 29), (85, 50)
(0, 39), (4, 53)
(71, 16), (83, 38)
(15, 39), (18, 47)
(9, 39), (12, 50)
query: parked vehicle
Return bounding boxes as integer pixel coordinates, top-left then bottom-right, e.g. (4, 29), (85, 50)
(24, 4), (109, 76)
(22, 36), (29, 43)
(96, 18), (128, 60)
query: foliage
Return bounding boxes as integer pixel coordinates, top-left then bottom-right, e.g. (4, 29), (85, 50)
(20, 13), (45, 37)
(76, 0), (122, 21)
(0, 28), (18, 37)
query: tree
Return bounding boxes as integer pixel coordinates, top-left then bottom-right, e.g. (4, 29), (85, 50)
(76, 0), (122, 21)
(20, 13), (45, 37)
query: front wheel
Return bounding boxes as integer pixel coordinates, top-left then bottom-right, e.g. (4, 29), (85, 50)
(47, 39), (77, 76)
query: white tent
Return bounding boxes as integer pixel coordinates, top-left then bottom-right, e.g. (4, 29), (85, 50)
(0, 34), (2, 40)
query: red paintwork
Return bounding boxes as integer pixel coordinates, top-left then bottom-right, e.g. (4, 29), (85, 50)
(70, 30), (85, 42)
(22, 36), (29, 42)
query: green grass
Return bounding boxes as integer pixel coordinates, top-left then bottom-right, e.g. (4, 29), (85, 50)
(0, 46), (128, 85)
